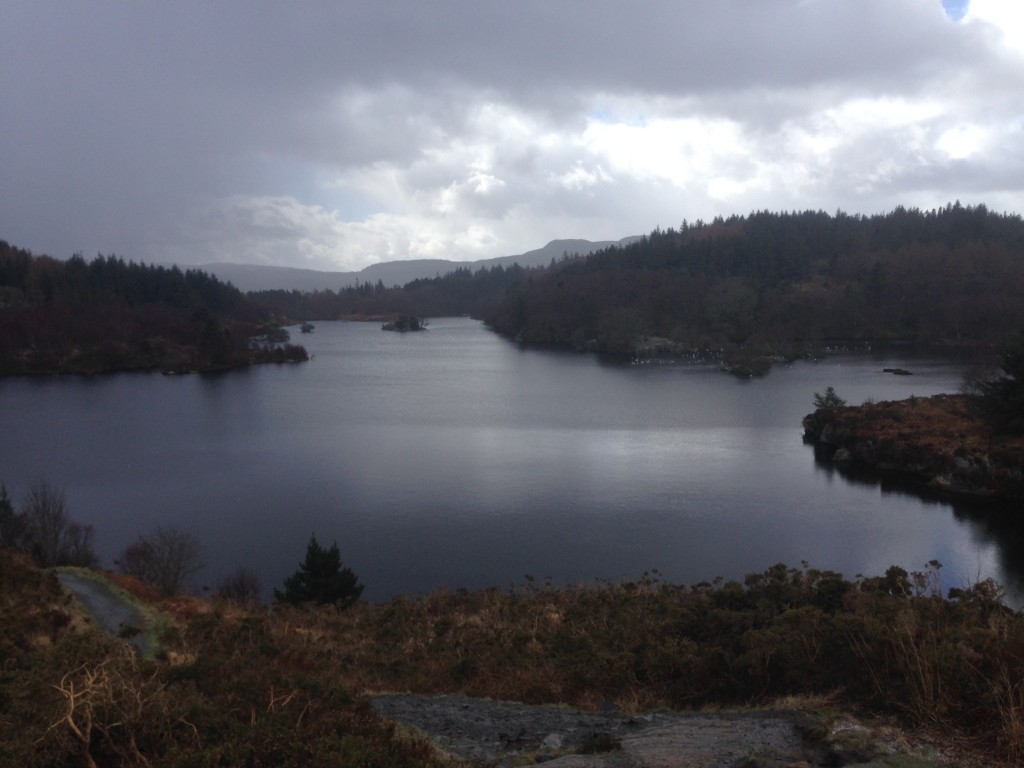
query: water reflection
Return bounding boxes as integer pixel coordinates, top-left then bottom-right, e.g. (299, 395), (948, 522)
(809, 442), (1023, 601)
(952, 504), (1024, 599)
(0, 318), (1016, 602)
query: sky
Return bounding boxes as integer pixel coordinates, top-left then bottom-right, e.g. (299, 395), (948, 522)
(1, 1), (1022, 272)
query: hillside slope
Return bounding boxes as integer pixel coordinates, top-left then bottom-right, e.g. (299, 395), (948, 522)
(483, 205), (1024, 361)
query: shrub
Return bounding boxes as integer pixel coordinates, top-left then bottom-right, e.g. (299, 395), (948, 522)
(119, 526), (204, 596)
(812, 386), (847, 411)
(0, 567), (443, 768)
(213, 566), (263, 606)
(274, 534), (364, 609)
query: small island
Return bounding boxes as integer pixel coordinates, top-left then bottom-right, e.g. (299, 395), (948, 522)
(381, 315), (426, 332)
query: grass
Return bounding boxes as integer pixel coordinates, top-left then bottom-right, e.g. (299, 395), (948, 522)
(266, 564), (1022, 763)
(3, 549), (1022, 765)
(0, 550), (454, 767)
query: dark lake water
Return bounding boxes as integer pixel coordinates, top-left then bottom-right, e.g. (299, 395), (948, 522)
(1, 317), (1020, 602)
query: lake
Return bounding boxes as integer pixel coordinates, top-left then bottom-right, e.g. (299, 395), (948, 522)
(1, 317), (1019, 602)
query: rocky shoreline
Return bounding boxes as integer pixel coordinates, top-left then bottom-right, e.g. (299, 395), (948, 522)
(802, 393), (1024, 501)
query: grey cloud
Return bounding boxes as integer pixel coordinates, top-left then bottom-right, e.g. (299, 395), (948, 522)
(0, 1), (1020, 268)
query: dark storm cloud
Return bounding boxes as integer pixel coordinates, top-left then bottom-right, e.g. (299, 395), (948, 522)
(1, 1), (1020, 270)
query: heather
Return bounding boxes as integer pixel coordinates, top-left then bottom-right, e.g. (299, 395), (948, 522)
(5, 549), (1024, 765)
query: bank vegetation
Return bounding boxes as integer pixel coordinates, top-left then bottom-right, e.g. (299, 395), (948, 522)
(4, 547), (1024, 766)
(0, 241), (306, 376)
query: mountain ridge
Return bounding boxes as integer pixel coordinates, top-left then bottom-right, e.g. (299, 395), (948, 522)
(197, 236), (640, 292)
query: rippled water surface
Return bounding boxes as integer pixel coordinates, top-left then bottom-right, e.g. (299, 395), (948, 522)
(1, 317), (1018, 601)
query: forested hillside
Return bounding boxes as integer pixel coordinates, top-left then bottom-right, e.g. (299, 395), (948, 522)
(8, 204), (1022, 375)
(250, 204), (1024, 371)
(251, 261), (531, 321)
(482, 204), (1024, 361)
(0, 242), (305, 375)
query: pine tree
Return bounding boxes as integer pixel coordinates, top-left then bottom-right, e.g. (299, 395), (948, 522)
(812, 386), (847, 412)
(980, 329), (1024, 433)
(274, 534), (364, 608)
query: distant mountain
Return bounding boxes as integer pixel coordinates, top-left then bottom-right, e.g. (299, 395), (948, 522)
(192, 263), (350, 293)
(197, 237), (640, 292)
(475, 237), (643, 271)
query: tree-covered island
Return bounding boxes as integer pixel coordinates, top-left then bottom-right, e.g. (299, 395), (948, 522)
(380, 314), (426, 332)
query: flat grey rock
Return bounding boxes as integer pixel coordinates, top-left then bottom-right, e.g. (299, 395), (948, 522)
(371, 694), (816, 767)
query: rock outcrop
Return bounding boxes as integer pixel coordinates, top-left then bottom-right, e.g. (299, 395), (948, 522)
(802, 394), (1024, 500)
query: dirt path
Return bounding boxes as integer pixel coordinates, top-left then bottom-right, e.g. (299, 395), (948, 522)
(56, 570), (152, 656)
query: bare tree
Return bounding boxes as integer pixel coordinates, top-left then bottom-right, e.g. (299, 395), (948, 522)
(62, 521), (99, 568)
(22, 479), (68, 567)
(213, 567), (263, 606)
(119, 526), (204, 596)
(13, 480), (97, 567)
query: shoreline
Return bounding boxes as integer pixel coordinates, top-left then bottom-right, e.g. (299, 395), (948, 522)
(802, 393), (1024, 502)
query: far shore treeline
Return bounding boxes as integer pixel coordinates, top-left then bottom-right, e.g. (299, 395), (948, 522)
(252, 203), (1024, 365)
(0, 242), (307, 376)
(4, 203), (1024, 377)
